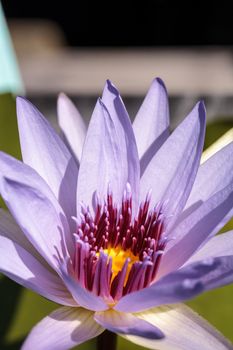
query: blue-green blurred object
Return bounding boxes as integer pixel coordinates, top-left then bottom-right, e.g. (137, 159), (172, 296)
(0, 2), (24, 95)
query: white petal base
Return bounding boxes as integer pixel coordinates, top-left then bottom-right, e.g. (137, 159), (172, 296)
(123, 304), (232, 350)
(22, 307), (104, 350)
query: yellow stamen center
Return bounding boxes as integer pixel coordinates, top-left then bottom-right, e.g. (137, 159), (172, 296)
(103, 246), (140, 285)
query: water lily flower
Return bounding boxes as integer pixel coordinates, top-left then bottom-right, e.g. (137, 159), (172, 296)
(0, 78), (233, 350)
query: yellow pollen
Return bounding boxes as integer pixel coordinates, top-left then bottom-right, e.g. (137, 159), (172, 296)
(103, 246), (140, 285)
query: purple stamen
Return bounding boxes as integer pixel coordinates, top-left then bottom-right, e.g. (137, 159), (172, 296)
(71, 187), (166, 302)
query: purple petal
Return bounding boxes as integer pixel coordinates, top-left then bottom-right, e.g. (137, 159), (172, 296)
(185, 231), (233, 265)
(101, 80), (140, 213)
(140, 101), (206, 223)
(0, 236), (76, 306)
(60, 266), (108, 312)
(123, 304), (232, 350)
(94, 309), (164, 339)
(77, 96), (139, 214)
(140, 128), (171, 177)
(0, 176), (71, 272)
(17, 97), (78, 230)
(116, 256), (233, 313)
(77, 98), (127, 212)
(22, 307), (104, 350)
(57, 93), (86, 164)
(159, 181), (233, 278)
(115, 258), (221, 312)
(0, 152), (74, 256)
(133, 77), (170, 161)
(0, 152), (64, 209)
(199, 255), (233, 292)
(0, 208), (47, 266)
(181, 256), (233, 295)
(186, 142), (233, 209)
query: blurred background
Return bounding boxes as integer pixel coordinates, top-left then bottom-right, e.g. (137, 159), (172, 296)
(0, 1), (233, 349)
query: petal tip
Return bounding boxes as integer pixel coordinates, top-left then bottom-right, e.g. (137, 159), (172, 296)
(199, 99), (206, 111)
(150, 77), (168, 95)
(16, 96), (39, 118)
(154, 76), (166, 88)
(57, 92), (77, 110)
(104, 79), (120, 97)
(197, 100), (206, 122)
(57, 92), (71, 112)
(57, 92), (67, 102)
(16, 95), (29, 107)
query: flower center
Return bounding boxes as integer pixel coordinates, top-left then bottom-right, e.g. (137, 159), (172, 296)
(71, 184), (166, 302)
(102, 247), (140, 284)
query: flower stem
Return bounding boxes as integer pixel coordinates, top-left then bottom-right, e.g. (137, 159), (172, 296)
(97, 330), (117, 350)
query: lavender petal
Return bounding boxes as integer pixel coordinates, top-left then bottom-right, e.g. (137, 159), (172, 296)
(0, 236), (76, 306)
(17, 97), (78, 231)
(140, 101), (206, 225)
(133, 77), (170, 162)
(22, 307), (103, 350)
(94, 309), (164, 339)
(57, 93), (86, 164)
(115, 257), (228, 313)
(123, 304), (232, 350)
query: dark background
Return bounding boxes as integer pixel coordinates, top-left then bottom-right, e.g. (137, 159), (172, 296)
(2, 0), (233, 46)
